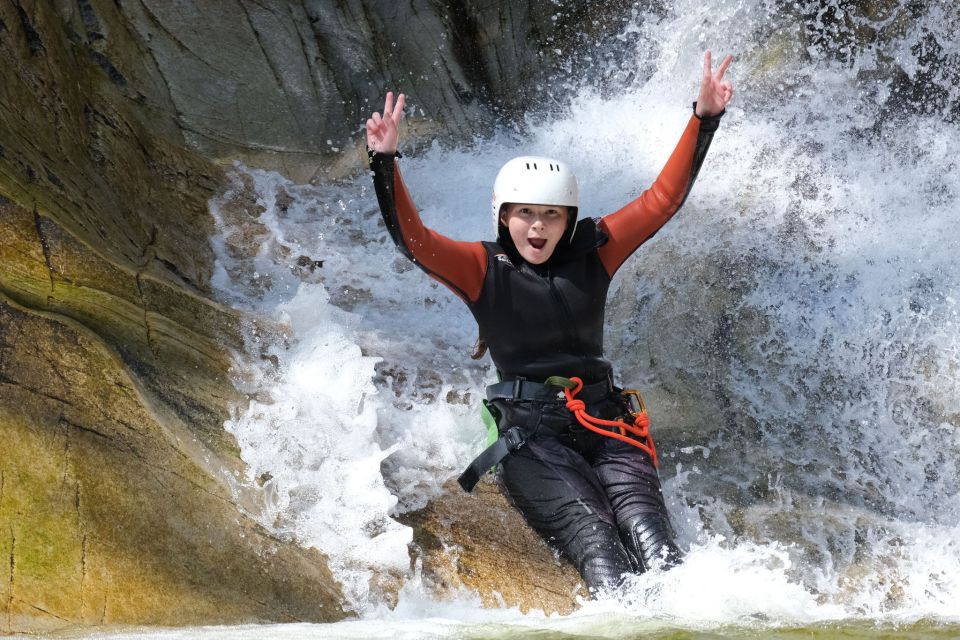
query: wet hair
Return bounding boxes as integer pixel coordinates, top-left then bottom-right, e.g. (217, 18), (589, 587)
(471, 336), (488, 360)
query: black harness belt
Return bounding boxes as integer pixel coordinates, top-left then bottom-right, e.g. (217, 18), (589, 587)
(457, 377), (615, 492)
(485, 377), (613, 403)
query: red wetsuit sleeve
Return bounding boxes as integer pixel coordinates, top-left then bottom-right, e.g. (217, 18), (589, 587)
(597, 111), (720, 277)
(371, 154), (487, 303)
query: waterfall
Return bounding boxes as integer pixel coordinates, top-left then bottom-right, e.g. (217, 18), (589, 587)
(208, 0), (960, 625)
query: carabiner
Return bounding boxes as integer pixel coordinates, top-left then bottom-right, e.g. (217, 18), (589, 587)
(620, 388), (647, 416)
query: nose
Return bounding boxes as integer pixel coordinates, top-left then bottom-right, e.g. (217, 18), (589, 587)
(531, 211), (553, 227)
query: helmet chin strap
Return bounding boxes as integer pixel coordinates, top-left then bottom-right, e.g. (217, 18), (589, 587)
(564, 208), (579, 244)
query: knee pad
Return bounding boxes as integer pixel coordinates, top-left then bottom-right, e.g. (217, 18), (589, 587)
(565, 522), (633, 593)
(618, 512), (683, 573)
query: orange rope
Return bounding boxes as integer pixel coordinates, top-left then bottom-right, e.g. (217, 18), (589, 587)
(562, 376), (658, 468)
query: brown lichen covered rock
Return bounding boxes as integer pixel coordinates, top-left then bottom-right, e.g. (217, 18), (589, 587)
(400, 478), (585, 614)
(0, 197), (241, 458)
(0, 294), (345, 634)
(0, 2), (347, 633)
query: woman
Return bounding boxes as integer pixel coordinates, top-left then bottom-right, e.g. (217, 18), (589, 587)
(366, 52), (733, 592)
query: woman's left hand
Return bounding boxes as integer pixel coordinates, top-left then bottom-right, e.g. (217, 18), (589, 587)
(695, 50), (734, 118)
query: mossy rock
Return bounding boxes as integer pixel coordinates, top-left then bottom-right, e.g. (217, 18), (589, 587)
(399, 478), (586, 614)
(0, 294), (346, 634)
(0, 198), (243, 458)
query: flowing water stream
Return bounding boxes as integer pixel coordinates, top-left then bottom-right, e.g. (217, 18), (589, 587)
(40, 0), (960, 637)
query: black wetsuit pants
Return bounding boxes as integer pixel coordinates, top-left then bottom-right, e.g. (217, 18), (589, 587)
(492, 393), (682, 592)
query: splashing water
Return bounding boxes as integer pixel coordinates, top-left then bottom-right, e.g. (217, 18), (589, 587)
(204, 0), (960, 632)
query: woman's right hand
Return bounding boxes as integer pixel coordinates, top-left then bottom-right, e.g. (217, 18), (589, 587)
(366, 91), (406, 154)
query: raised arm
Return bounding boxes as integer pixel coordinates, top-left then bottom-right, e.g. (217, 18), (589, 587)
(598, 52), (733, 277)
(367, 92), (487, 303)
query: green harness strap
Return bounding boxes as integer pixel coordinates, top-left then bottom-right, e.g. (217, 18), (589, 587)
(480, 400), (499, 447)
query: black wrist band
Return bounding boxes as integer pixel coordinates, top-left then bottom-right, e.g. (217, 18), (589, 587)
(367, 147), (403, 160)
(692, 101), (725, 122)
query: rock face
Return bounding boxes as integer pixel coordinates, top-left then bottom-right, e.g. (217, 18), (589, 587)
(39, 0), (633, 180)
(0, 0), (627, 630)
(0, 293), (344, 632)
(0, 0), (348, 633)
(0, 0), (248, 467)
(400, 478), (586, 615)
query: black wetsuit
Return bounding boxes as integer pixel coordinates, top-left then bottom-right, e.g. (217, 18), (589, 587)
(370, 105), (722, 591)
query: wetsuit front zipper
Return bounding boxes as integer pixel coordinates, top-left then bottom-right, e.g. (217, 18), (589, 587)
(546, 264), (584, 358)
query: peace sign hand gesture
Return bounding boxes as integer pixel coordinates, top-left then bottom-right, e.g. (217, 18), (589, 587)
(695, 51), (734, 118)
(366, 91), (406, 155)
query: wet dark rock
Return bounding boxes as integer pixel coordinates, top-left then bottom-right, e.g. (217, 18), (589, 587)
(12, 0), (633, 181)
(14, 1), (44, 56)
(294, 254), (324, 274)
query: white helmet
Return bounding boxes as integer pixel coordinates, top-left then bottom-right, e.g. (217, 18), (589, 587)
(491, 156), (579, 239)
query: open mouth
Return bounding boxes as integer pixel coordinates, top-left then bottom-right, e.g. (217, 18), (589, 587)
(528, 238), (547, 250)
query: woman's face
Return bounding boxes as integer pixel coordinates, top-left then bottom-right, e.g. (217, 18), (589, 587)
(501, 203), (570, 264)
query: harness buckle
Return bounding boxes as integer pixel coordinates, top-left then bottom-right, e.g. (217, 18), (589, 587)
(502, 425), (527, 451)
(457, 425), (528, 493)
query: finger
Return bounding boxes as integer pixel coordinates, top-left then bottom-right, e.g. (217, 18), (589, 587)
(716, 54), (733, 80)
(371, 112), (383, 126)
(383, 91), (394, 117)
(703, 50), (712, 80)
(392, 93), (406, 124)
